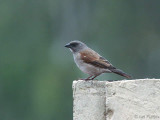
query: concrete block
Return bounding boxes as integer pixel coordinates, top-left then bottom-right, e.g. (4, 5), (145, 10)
(73, 79), (160, 120)
(106, 79), (160, 120)
(73, 80), (106, 120)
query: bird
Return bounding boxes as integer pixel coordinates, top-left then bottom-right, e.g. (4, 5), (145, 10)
(65, 40), (131, 80)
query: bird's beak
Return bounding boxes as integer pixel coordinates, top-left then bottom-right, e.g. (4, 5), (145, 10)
(64, 43), (71, 48)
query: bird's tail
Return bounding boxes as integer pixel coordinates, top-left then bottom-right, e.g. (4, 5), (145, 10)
(111, 69), (131, 78)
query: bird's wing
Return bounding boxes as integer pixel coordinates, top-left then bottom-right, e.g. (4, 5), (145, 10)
(80, 49), (115, 69)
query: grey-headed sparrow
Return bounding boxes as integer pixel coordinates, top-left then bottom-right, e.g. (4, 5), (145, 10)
(65, 40), (131, 80)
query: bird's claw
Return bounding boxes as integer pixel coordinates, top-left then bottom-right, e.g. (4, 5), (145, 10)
(78, 78), (93, 81)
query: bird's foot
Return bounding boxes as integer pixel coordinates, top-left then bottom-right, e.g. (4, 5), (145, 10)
(78, 78), (93, 81)
(84, 78), (93, 81)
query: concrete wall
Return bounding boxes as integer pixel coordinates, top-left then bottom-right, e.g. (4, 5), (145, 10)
(73, 79), (160, 120)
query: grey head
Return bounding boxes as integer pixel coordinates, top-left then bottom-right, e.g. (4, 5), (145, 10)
(65, 40), (88, 53)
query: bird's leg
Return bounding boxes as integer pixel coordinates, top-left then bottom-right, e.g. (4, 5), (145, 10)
(91, 75), (99, 80)
(84, 75), (93, 81)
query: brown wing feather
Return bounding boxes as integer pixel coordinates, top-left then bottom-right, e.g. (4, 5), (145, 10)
(80, 49), (115, 69)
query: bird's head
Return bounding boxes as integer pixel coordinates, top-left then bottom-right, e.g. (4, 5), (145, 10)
(65, 40), (87, 53)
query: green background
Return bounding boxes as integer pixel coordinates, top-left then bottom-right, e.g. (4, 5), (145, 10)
(0, 0), (160, 120)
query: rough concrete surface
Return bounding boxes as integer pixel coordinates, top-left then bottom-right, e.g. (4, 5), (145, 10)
(73, 80), (106, 120)
(73, 79), (160, 120)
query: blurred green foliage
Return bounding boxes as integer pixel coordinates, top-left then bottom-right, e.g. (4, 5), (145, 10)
(0, 0), (160, 120)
